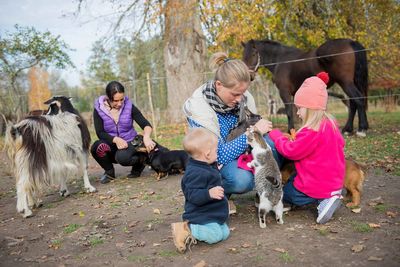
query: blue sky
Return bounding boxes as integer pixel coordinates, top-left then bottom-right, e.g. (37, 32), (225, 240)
(0, 0), (112, 86)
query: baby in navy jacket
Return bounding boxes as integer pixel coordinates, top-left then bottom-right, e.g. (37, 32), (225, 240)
(171, 128), (229, 253)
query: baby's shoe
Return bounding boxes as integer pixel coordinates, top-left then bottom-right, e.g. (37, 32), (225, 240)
(171, 221), (196, 253)
(316, 195), (342, 224)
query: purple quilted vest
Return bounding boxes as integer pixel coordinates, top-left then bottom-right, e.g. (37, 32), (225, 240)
(94, 95), (137, 142)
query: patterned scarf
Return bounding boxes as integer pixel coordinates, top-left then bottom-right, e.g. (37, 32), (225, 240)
(202, 80), (246, 120)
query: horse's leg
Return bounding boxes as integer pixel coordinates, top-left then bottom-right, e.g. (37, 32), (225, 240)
(339, 82), (367, 135)
(342, 99), (357, 135)
(278, 90), (294, 132)
(356, 102), (369, 137)
(342, 84), (369, 136)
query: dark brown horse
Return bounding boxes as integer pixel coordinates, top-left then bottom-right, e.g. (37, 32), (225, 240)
(242, 38), (369, 136)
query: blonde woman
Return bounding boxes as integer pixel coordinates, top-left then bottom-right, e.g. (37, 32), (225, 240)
(183, 52), (283, 213)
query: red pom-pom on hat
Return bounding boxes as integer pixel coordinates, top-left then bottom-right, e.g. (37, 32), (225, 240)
(316, 72), (329, 85)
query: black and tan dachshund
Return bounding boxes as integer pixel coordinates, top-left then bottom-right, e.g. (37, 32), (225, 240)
(131, 135), (189, 180)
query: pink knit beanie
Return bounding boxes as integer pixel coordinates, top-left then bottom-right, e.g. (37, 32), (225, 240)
(294, 72), (329, 110)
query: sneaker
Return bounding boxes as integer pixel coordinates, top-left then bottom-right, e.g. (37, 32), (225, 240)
(228, 200), (237, 215)
(316, 195), (342, 224)
(100, 169), (115, 184)
(171, 221), (197, 253)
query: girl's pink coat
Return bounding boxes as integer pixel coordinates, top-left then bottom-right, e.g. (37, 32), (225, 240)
(269, 120), (345, 199)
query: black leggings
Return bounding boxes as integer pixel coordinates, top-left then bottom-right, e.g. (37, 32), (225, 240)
(90, 140), (146, 173)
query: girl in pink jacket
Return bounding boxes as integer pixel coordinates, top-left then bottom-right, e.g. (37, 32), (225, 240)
(269, 72), (345, 224)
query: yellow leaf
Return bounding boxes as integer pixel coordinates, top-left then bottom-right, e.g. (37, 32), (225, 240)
(351, 244), (365, 253)
(368, 223), (381, 228)
(153, 208), (161, 214)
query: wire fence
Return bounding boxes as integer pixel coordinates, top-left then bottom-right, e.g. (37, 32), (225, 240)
(0, 42), (399, 130)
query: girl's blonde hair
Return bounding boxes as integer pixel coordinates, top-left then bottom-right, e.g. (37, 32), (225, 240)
(209, 52), (250, 88)
(299, 108), (337, 132)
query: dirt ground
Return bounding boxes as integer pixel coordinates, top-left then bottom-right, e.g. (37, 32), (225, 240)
(0, 150), (399, 267)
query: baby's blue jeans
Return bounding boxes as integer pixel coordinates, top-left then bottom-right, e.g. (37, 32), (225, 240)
(190, 222), (230, 244)
(220, 135), (284, 195)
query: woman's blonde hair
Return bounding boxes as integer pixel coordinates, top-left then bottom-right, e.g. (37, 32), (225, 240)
(209, 52), (250, 88)
(300, 108), (337, 132)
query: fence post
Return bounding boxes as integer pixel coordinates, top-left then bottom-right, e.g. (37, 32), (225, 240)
(146, 73), (157, 141)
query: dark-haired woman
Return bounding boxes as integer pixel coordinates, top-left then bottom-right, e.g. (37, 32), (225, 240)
(91, 81), (156, 184)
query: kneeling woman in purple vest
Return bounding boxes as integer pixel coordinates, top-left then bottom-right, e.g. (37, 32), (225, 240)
(91, 81), (156, 184)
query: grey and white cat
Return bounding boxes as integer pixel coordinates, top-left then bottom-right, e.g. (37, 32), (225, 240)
(246, 126), (284, 228)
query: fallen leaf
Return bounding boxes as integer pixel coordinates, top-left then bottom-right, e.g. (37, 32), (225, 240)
(153, 243), (161, 247)
(241, 243), (251, 248)
(128, 221), (139, 228)
(153, 208), (161, 214)
(368, 223), (381, 228)
(228, 247), (238, 253)
(274, 248), (286, 253)
(115, 243), (124, 248)
(5, 236), (24, 247)
(386, 211), (397, 218)
(351, 244), (365, 253)
(368, 197), (383, 207)
(368, 256), (383, 261)
(351, 208), (362, 213)
(193, 260), (206, 267)
(79, 211), (85, 217)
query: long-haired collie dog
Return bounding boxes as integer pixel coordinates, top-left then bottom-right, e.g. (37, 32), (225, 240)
(5, 96), (96, 218)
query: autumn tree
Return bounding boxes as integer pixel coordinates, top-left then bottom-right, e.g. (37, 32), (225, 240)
(77, 0), (207, 123)
(27, 66), (52, 111)
(200, 0), (400, 87)
(0, 25), (73, 116)
(164, 1), (207, 121)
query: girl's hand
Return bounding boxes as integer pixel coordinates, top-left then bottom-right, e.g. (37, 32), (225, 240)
(113, 136), (128, 149)
(143, 135), (156, 152)
(254, 119), (273, 135)
(209, 186), (224, 200)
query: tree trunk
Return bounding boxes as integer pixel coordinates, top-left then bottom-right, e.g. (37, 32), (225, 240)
(164, 0), (207, 123)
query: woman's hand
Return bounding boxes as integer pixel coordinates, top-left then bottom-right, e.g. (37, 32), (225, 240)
(254, 118), (273, 135)
(143, 135), (156, 152)
(113, 136), (128, 150)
